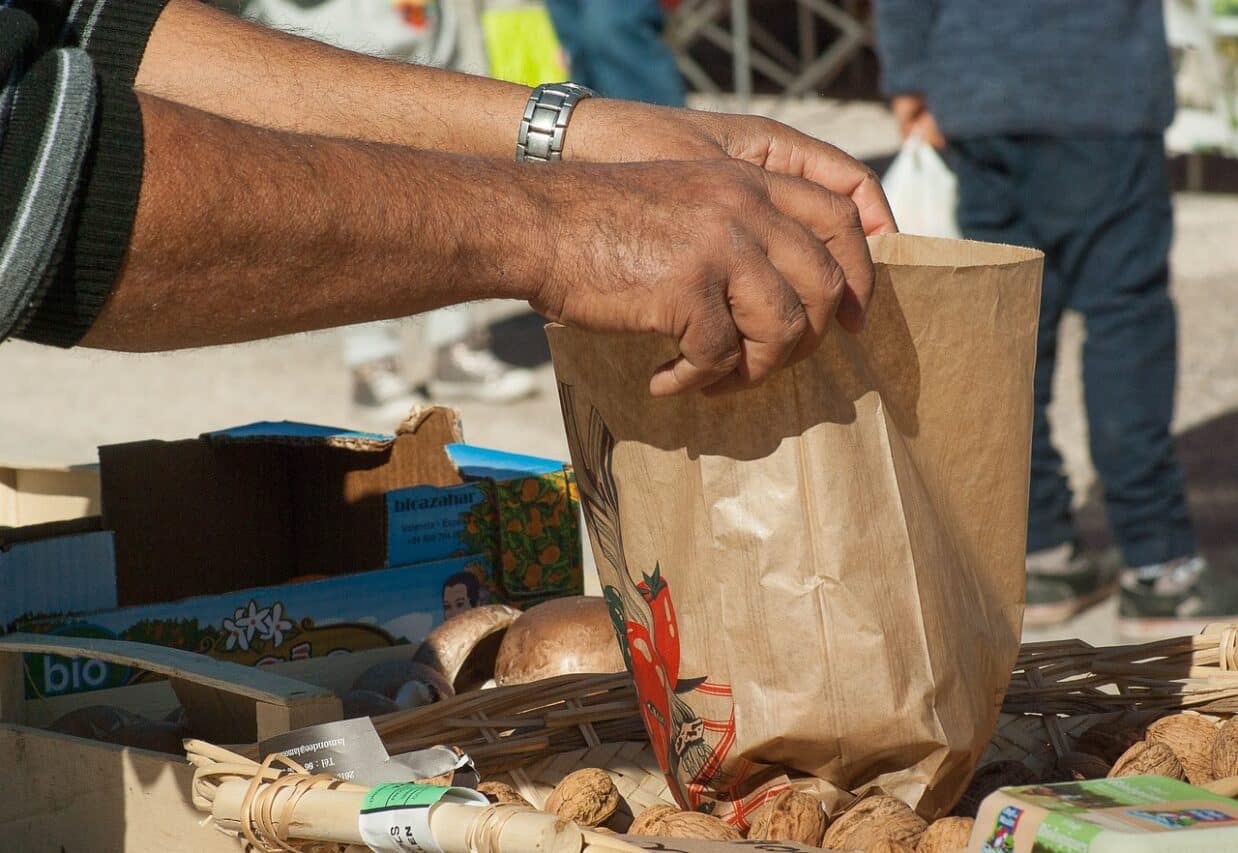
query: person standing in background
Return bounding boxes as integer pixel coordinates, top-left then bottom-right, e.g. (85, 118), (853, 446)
(874, 0), (1238, 637)
(244, 0), (537, 418)
(544, 0), (685, 106)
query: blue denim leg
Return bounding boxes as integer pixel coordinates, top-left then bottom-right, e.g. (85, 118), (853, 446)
(949, 138), (1078, 554)
(1023, 136), (1195, 568)
(545, 0), (685, 106)
(953, 135), (1196, 566)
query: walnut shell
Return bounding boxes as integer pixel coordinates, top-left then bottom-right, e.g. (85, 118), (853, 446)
(1211, 717), (1238, 779)
(867, 841), (916, 853)
(477, 782), (531, 807)
(1108, 740), (1185, 780)
(629, 805), (680, 836)
(952, 761), (1038, 818)
(654, 811), (742, 841)
(747, 790), (827, 846)
(1146, 713), (1219, 785)
(916, 816), (974, 853)
(544, 769), (621, 827)
(1075, 723), (1146, 765)
(822, 796), (927, 851)
(1055, 751), (1112, 781)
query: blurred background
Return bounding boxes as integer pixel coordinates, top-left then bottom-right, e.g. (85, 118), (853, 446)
(3, 0), (1236, 645)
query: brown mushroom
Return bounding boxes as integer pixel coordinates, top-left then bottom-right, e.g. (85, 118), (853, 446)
(494, 597), (626, 686)
(413, 604), (522, 692)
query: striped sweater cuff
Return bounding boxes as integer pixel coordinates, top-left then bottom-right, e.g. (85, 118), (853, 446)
(0, 49), (97, 343)
(15, 75), (144, 347)
(65, 0), (172, 87)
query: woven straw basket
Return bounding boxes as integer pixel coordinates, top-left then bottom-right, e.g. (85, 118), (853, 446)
(254, 625), (1238, 811)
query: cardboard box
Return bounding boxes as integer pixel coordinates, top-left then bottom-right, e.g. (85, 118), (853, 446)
(97, 407), (582, 607)
(388, 444), (582, 603)
(19, 554), (488, 698)
(0, 461), (100, 527)
(8, 408), (582, 698)
(0, 518), (116, 628)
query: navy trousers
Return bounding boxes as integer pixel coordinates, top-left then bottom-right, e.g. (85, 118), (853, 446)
(948, 135), (1195, 568)
(544, 0), (686, 106)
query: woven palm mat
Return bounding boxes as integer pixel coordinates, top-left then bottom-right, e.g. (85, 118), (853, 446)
(496, 741), (675, 812)
(244, 627), (1238, 800)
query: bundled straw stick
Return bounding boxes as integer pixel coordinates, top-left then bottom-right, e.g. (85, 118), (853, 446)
(185, 740), (642, 853)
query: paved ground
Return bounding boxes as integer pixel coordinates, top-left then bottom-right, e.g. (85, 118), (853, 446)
(2, 96), (1235, 647)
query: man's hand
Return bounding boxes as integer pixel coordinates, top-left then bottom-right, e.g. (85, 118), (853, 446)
(526, 158), (873, 396)
(891, 94), (945, 149)
(562, 100), (895, 336)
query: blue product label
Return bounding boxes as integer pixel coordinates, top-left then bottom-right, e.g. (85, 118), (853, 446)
(24, 623), (131, 699)
(22, 556), (486, 697)
(982, 805), (1022, 853)
(1125, 807), (1238, 829)
(387, 483), (489, 565)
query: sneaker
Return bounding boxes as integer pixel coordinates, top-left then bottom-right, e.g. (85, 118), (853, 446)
(425, 341), (538, 403)
(352, 358), (426, 422)
(1024, 542), (1120, 627)
(1118, 556), (1238, 640)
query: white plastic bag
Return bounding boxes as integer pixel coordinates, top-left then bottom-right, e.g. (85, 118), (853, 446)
(882, 136), (961, 239)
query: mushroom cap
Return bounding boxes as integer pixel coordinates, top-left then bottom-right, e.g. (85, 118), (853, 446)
(494, 596), (626, 686)
(413, 603), (522, 692)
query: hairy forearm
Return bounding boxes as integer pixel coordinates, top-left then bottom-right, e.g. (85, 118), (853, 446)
(134, 0), (530, 156)
(80, 93), (546, 351)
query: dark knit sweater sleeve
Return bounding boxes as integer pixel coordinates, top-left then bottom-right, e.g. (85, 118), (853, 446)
(873, 0), (936, 97)
(2, 0), (170, 347)
(63, 0), (172, 87)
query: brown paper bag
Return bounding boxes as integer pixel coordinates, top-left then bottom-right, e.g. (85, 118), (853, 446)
(547, 235), (1044, 825)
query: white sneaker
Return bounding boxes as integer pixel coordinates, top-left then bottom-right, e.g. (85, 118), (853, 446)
(351, 358), (426, 423)
(426, 341), (538, 404)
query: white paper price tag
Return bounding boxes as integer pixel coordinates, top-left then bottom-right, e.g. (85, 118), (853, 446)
(358, 784), (487, 853)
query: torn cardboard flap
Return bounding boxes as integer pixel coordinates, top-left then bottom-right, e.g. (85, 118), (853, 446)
(201, 406), (463, 452)
(100, 407), (467, 606)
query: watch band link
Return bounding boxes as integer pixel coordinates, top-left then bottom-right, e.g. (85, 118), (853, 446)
(516, 82), (596, 163)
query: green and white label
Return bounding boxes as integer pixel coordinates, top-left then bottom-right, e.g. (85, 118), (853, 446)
(358, 784), (487, 853)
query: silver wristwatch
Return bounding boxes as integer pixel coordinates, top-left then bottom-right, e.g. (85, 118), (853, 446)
(516, 82), (597, 163)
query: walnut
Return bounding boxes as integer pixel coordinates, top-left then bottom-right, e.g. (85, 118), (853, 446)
(543, 769), (621, 827)
(477, 781), (531, 807)
(821, 796), (927, 851)
(1054, 751), (1112, 781)
(867, 840), (916, 853)
(1146, 713), (1219, 785)
(629, 804), (680, 837)
(916, 816), (974, 852)
(1211, 717), (1238, 779)
(747, 790), (827, 846)
(952, 761), (1038, 818)
(1108, 741), (1185, 780)
(654, 811), (743, 841)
